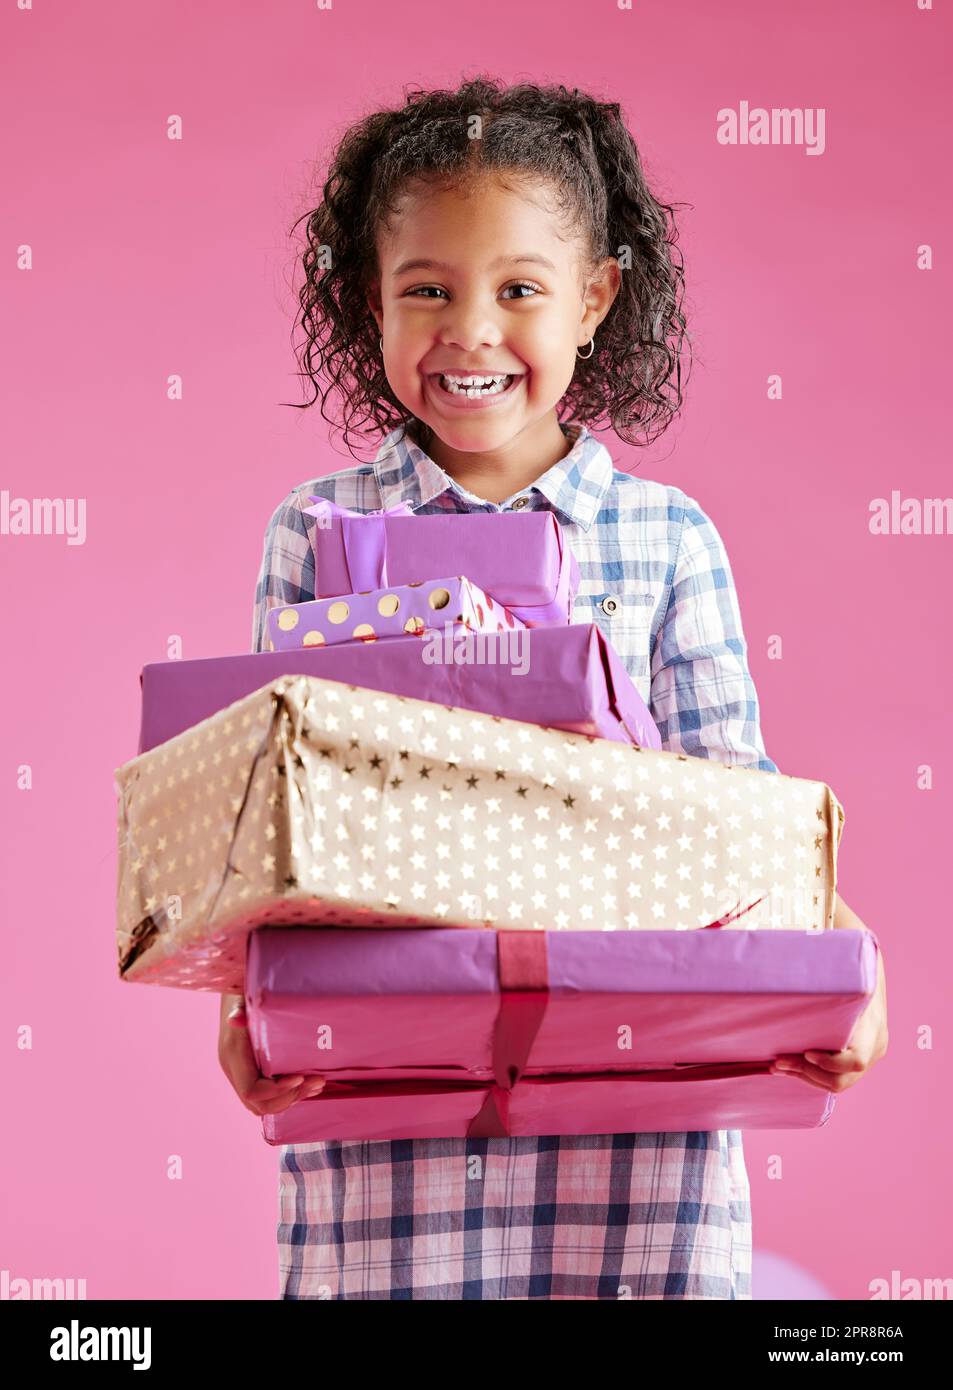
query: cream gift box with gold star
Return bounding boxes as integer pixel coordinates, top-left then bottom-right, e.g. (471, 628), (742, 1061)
(115, 674), (845, 992)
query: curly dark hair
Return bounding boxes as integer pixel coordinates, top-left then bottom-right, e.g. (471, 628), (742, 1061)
(285, 74), (692, 459)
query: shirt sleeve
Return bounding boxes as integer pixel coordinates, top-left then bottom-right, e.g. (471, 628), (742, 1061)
(251, 490), (315, 654)
(649, 491), (778, 773)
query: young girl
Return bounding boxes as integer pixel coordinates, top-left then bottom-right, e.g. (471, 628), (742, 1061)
(219, 76), (887, 1301)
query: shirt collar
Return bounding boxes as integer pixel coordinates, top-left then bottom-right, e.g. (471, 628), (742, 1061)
(373, 421), (614, 532)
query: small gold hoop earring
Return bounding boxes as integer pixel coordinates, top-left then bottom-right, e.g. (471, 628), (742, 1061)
(379, 336), (384, 353)
(576, 338), (595, 359)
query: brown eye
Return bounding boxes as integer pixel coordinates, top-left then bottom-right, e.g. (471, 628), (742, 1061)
(501, 282), (543, 299)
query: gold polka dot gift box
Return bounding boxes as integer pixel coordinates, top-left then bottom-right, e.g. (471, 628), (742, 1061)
(266, 576), (525, 652)
(115, 673), (845, 993)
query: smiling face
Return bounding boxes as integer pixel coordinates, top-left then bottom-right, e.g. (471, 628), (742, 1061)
(367, 174), (620, 474)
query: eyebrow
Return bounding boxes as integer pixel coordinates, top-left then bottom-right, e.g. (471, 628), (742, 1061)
(391, 253), (558, 276)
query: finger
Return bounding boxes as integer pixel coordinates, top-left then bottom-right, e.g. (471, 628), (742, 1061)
(247, 1074), (307, 1100)
(775, 1051), (862, 1075)
(244, 1078), (307, 1114)
(802, 1049), (865, 1074)
(260, 1077), (327, 1111)
(771, 1060), (860, 1092)
(245, 1073), (326, 1105)
(249, 1078), (326, 1115)
(248, 1087), (307, 1116)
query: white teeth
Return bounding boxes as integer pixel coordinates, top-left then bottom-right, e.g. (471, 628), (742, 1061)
(438, 373), (513, 397)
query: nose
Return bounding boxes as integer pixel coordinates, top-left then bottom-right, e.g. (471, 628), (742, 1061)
(437, 295), (504, 352)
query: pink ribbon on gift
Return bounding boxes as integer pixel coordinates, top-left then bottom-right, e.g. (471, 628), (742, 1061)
(303, 497), (416, 590)
(466, 931), (551, 1139)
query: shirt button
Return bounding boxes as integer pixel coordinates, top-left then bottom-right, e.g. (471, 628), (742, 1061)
(510, 495), (530, 510)
(600, 596), (620, 616)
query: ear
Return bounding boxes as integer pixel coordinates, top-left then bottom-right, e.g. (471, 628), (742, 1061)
(366, 279), (383, 333)
(579, 255), (622, 341)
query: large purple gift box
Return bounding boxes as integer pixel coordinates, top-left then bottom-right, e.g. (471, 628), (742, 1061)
(138, 623), (660, 754)
(246, 926), (878, 1142)
(305, 502), (579, 626)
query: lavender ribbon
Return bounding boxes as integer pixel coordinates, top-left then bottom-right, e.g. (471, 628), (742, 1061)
(303, 497), (416, 589)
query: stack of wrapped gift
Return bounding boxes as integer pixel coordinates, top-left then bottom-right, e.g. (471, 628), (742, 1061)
(114, 503), (875, 1137)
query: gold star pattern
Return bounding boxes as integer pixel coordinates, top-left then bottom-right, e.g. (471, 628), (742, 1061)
(114, 673), (844, 992)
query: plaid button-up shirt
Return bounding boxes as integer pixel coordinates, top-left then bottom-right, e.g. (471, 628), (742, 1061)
(252, 421), (777, 1300)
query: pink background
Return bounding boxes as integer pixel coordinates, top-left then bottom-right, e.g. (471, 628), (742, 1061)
(1, 0), (950, 1300)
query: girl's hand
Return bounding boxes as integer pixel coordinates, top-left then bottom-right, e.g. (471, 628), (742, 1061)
(770, 989), (887, 1092)
(770, 909), (888, 1092)
(218, 993), (326, 1115)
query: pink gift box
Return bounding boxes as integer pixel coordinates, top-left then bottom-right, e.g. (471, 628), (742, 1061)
(137, 623), (660, 754)
(304, 502), (579, 626)
(266, 575), (524, 651)
(246, 926), (878, 1141)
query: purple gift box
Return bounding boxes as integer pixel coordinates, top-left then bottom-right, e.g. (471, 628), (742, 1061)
(137, 623), (660, 754)
(246, 926), (879, 1142)
(266, 575), (524, 652)
(305, 502), (579, 627)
